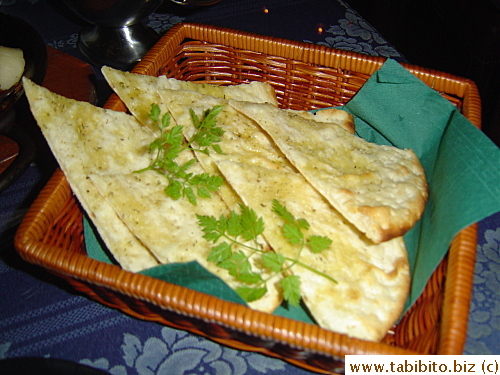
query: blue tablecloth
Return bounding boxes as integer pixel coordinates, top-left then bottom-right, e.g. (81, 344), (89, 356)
(1, 1), (499, 374)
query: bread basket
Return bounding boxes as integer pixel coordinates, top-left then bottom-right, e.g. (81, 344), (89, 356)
(15, 23), (480, 374)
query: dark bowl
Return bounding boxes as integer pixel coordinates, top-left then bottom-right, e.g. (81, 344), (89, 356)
(0, 12), (47, 125)
(0, 13), (48, 192)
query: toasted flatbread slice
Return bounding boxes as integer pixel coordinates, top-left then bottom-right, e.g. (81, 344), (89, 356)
(154, 90), (357, 207)
(103, 66), (355, 134)
(88, 170), (282, 313)
(158, 90), (293, 168)
(153, 89), (294, 209)
(103, 69), (356, 210)
(229, 101), (428, 244)
(23, 78), (160, 271)
(293, 108), (355, 134)
(24, 78), (282, 312)
(102, 67), (284, 209)
(216, 159), (410, 341)
(101, 66), (279, 131)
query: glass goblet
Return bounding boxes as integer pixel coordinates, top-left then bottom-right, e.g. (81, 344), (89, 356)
(62, 0), (165, 70)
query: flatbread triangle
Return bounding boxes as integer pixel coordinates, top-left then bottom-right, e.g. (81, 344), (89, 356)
(23, 78), (160, 271)
(215, 159), (410, 341)
(229, 100), (428, 244)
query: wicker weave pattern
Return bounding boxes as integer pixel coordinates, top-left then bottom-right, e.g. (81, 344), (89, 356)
(15, 23), (480, 374)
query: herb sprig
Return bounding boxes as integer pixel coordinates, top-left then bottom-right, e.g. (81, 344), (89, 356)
(136, 104), (225, 205)
(197, 200), (335, 306)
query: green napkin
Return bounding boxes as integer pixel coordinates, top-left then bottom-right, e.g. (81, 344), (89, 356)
(84, 219), (115, 264)
(344, 58), (500, 310)
(84, 219), (247, 305)
(85, 58), (500, 321)
(84, 217), (315, 323)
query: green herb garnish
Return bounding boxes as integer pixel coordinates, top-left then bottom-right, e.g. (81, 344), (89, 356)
(198, 200), (335, 306)
(136, 104), (225, 205)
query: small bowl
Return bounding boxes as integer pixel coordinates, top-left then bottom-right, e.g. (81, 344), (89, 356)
(0, 12), (48, 192)
(0, 13), (47, 122)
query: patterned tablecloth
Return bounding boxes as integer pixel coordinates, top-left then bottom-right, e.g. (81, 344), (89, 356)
(0, 1), (499, 374)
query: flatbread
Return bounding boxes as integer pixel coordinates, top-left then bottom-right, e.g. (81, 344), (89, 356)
(229, 101), (428, 244)
(102, 67), (285, 210)
(103, 68), (356, 210)
(293, 108), (355, 134)
(103, 66), (355, 133)
(216, 159), (410, 341)
(24, 78), (282, 313)
(25, 75), (415, 339)
(23, 78), (160, 271)
(101, 66), (279, 132)
(155, 89), (296, 210)
(88, 170), (282, 313)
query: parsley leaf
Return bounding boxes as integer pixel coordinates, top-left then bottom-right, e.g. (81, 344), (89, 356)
(226, 210), (244, 237)
(187, 106), (225, 154)
(239, 204), (265, 241)
(199, 201), (336, 307)
(236, 286), (268, 303)
(282, 222), (304, 245)
(307, 235), (333, 253)
(207, 242), (232, 263)
(281, 275), (301, 307)
(261, 252), (285, 272)
(136, 104), (225, 204)
(219, 251), (263, 284)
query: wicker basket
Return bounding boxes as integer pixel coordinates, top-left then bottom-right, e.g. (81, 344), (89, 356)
(15, 23), (480, 374)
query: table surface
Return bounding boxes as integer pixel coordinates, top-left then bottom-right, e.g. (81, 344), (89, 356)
(1, 1), (499, 374)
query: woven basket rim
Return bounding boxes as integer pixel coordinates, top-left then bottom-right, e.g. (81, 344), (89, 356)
(130, 23), (481, 126)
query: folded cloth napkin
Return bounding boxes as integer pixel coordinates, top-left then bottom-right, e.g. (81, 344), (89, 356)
(84, 218), (247, 305)
(86, 58), (500, 320)
(344, 58), (500, 310)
